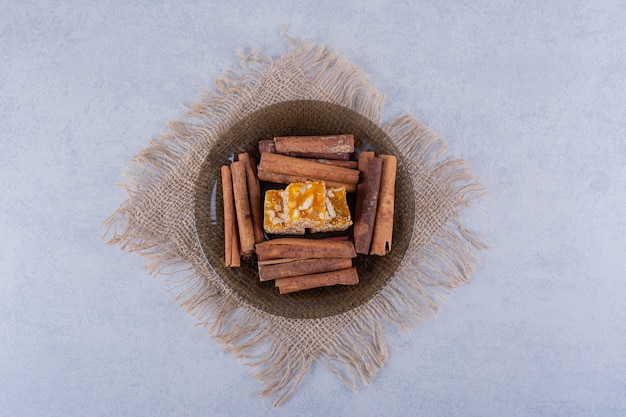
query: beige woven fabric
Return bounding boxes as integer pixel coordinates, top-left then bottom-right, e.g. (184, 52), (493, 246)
(104, 37), (487, 406)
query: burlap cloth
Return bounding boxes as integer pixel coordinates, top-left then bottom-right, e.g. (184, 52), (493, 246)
(104, 37), (487, 406)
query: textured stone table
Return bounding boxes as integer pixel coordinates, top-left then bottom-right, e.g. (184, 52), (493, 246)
(1, 1), (624, 416)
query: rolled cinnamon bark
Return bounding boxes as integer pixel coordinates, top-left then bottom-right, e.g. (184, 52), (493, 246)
(256, 168), (357, 193)
(353, 151), (374, 224)
(237, 153), (264, 244)
(230, 161), (255, 256)
(275, 267), (359, 294)
(354, 154), (383, 254)
(259, 257), (352, 281)
(255, 238), (357, 261)
(274, 134), (354, 160)
(370, 155), (397, 256)
(221, 165), (240, 267)
(231, 219), (241, 266)
(259, 152), (359, 185)
(258, 140), (276, 154)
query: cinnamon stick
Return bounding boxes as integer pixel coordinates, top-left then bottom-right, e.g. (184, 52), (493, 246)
(230, 161), (255, 256)
(259, 257), (352, 281)
(354, 154), (383, 254)
(237, 153), (264, 244)
(221, 165), (240, 267)
(370, 155), (397, 256)
(230, 219), (241, 266)
(259, 152), (359, 185)
(353, 151), (374, 224)
(256, 235), (349, 264)
(255, 238), (357, 261)
(275, 267), (359, 294)
(258, 140), (276, 154)
(256, 168), (357, 193)
(274, 134), (354, 160)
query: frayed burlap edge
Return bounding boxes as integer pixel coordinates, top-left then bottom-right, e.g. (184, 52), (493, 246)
(103, 35), (488, 406)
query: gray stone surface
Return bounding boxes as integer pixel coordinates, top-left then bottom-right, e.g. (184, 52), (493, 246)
(1, 1), (624, 416)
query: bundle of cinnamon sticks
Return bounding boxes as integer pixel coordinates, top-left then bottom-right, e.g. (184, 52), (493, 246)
(256, 238), (358, 294)
(353, 151), (397, 256)
(221, 152), (264, 266)
(219, 133), (397, 294)
(257, 134), (359, 192)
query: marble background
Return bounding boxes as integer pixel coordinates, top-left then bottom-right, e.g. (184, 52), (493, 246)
(1, 1), (624, 416)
